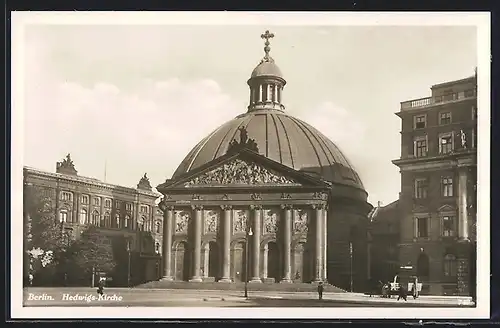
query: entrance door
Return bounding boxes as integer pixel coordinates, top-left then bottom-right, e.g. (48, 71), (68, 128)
(208, 241), (220, 279)
(267, 242), (280, 282)
(231, 241), (247, 282)
(174, 242), (191, 281)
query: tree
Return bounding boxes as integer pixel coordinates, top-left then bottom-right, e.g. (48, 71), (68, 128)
(71, 225), (117, 279)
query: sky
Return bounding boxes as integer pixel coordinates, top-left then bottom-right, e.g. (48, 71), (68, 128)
(21, 22), (477, 205)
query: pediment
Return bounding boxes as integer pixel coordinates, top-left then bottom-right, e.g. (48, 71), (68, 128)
(438, 204), (456, 213)
(412, 204), (428, 214)
(163, 150), (328, 189)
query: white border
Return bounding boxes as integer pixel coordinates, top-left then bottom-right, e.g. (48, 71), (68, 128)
(10, 11), (491, 319)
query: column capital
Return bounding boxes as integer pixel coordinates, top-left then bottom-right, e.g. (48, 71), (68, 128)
(191, 204), (204, 211)
(220, 204), (233, 211)
(280, 204), (293, 210)
(250, 204), (263, 210)
(311, 203), (327, 210)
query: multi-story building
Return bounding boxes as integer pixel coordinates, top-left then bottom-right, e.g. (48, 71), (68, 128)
(23, 154), (164, 286)
(369, 200), (401, 285)
(392, 75), (477, 296)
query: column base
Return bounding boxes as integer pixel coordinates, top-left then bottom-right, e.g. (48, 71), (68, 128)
(189, 277), (203, 282)
(160, 276), (174, 281)
(280, 278), (292, 283)
(218, 278), (232, 283)
(249, 278), (262, 283)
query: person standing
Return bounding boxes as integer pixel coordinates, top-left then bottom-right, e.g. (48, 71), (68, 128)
(97, 278), (105, 296)
(317, 281), (324, 300)
(397, 285), (407, 301)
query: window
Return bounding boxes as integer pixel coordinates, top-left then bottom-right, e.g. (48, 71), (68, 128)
(417, 217), (429, 238)
(61, 191), (72, 201)
(414, 178), (428, 199)
(100, 213), (105, 227)
(269, 84), (275, 102)
(115, 214), (120, 228)
(439, 112), (452, 125)
(91, 210), (100, 225)
(155, 222), (161, 233)
(442, 216), (455, 237)
(262, 83), (268, 102)
(125, 203), (132, 211)
(105, 199), (112, 208)
(414, 115), (426, 129)
(441, 177), (454, 197)
(140, 205), (149, 213)
(59, 209), (68, 223)
(104, 213), (111, 227)
(81, 195), (89, 205)
(115, 200), (120, 208)
(414, 137), (427, 157)
(93, 197), (101, 207)
(125, 215), (130, 228)
(155, 242), (160, 254)
(443, 254), (457, 277)
(79, 208), (88, 225)
(439, 134), (453, 154)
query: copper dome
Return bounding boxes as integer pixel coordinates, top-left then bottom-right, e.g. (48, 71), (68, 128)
(172, 110), (365, 190)
(251, 61), (284, 79)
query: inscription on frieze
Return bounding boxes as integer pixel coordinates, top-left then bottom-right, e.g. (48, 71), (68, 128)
(175, 210), (191, 233)
(184, 159), (298, 186)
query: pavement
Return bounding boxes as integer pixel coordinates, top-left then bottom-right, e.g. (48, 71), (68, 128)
(22, 287), (475, 308)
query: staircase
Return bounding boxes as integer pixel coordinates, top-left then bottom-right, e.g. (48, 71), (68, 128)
(137, 280), (347, 293)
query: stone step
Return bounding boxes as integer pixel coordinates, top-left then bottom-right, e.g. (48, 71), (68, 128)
(137, 280), (347, 293)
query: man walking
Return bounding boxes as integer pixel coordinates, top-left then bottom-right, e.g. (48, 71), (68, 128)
(97, 277), (105, 296)
(317, 281), (324, 300)
(397, 286), (407, 301)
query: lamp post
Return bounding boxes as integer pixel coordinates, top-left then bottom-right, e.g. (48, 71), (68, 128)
(127, 239), (131, 288)
(244, 227), (253, 299)
(349, 242), (353, 292)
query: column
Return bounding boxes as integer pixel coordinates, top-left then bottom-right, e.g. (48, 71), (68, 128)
(413, 218), (418, 239)
(323, 209), (328, 282)
(189, 205), (203, 282)
(267, 85), (271, 102)
(259, 85), (263, 102)
(458, 167), (469, 240)
(280, 204), (292, 283)
(274, 85), (279, 103)
(313, 204), (324, 282)
(262, 244), (268, 279)
(219, 205), (232, 282)
(202, 243), (209, 278)
(250, 205), (262, 283)
(161, 205), (174, 280)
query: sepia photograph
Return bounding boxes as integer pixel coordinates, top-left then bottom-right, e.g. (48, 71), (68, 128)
(11, 11), (490, 319)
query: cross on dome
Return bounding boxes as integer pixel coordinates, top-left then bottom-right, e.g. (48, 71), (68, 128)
(261, 30), (275, 62)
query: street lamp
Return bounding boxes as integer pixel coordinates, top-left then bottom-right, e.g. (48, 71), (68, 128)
(349, 242), (353, 292)
(127, 239), (131, 288)
(244, 227), (253, 299)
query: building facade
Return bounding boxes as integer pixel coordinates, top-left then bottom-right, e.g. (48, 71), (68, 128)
(392, 75), (477, 295)
(23, 154), (164, 286)
(155, 31), (372, 292)
(368, 200), (401, 285)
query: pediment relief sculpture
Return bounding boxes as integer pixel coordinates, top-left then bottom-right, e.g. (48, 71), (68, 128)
(184, 159), (297, 186)
(175, 210), (191, 233)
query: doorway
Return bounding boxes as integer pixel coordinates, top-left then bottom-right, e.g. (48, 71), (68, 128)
(267, 241), (280, 282)
(208, 241), (220, 279)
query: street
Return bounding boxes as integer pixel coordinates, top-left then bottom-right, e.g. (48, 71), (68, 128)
(22, 287), (474, 308)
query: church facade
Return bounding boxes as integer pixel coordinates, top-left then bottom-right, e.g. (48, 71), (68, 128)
(156, 31), (372, 291)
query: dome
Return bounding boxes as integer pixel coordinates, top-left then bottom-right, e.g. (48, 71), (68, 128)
(251, 61), (284, 79)
(172, 110), (365, 190)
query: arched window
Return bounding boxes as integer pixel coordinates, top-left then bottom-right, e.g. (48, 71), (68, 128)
(59, 209), (69, 223)
(79, 208), (88, 225)
(91, 210), (100, 226)
(138, 216), (146, 231)
(104, 213), (111, 227)
(443, 254), (457, 277)
(155, 221), (161, 233)
(115, 214), (120, 229)
(124, 215), (130, 229)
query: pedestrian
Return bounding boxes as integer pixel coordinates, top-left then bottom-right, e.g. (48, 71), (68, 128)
(397, 285), (407, 301)
(317, 281), (324, 300)
(28, 273), (33, 286)
(97, 278), (105, 296)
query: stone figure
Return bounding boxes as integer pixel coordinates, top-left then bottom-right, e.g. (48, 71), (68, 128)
(56, 153), (78, 175)
(205, 211), (219, 233)
(264, 210), (278, 234)
(234, 210), (248, 233)
(460, 129), (467, 148)
(175, 211), (190, 233)
(184, 159), (296, 186)
(137, 173), (152, 191)
(294, 210), (308, 233)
